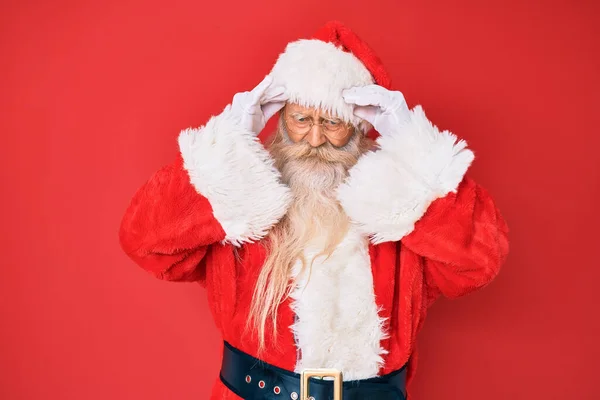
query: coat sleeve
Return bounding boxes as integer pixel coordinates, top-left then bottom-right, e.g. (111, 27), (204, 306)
(401, 177), (509, 299)
(119, 106), (292, 282)
(337, 105), (509, 299)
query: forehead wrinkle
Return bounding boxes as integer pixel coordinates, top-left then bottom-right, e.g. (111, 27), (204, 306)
(286, 104), (338, 120)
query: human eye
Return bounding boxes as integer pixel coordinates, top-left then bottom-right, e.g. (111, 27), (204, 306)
(324, 119), (342, 129)
(292, 114), (309, 123)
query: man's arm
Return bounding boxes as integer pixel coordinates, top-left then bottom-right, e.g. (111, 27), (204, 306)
(401, 177), (509, 300)
(119, 154), (225, 282)
(119, 78), (292, 282)
(339, 86), (509, 298)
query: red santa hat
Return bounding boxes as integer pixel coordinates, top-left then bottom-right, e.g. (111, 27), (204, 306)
(269, 21), (392, 129)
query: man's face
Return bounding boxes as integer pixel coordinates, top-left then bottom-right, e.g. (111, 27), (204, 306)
(282, 103), (354, 148)
(270, 102), (371, 194)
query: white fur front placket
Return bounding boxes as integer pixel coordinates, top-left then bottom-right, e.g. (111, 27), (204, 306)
(289, 227), (387, 380)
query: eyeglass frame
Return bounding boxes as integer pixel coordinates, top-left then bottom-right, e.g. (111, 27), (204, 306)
(282, 107), (355, 140)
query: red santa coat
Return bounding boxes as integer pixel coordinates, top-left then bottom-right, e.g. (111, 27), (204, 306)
(120, 105), (509, 399)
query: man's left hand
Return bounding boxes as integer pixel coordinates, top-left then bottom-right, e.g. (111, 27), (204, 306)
(342, 85), (411, 135)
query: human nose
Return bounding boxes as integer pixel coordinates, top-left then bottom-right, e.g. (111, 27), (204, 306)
(305, 123), (327, 147)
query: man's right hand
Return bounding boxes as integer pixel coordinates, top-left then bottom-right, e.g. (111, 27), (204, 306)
(230, 75), (288, 135)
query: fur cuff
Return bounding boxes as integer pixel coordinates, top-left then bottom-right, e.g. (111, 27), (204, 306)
(337, 106), (474, 244)
(178, 108), (292, 246)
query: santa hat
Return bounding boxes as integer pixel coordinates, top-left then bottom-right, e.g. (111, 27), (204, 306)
(270, 21), (392, 128)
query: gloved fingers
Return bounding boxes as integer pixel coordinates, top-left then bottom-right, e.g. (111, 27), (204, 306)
(259, 83), (288, 121)
(352, 105), (379, 125)
(251, 75), (274, 101)
(344, 85), (409, 117)
(262, 101), (287, 121)
(343, 92), (386, 108)
(232, 90), (251, 105)
(261, 86), (288, 105)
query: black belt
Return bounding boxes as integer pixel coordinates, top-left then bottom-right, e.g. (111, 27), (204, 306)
(220, 341), (407, 400)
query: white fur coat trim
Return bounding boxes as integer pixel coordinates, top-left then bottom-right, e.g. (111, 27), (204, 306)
(290, 227), (387, 380)
(178, 108), (292, 246)
(337, 106), (475, 244)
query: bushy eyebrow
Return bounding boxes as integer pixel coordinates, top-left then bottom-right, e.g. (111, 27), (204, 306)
(288, 111), (342, 121)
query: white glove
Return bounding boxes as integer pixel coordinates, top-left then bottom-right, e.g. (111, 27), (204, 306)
(230, 75), (288, 135)
(342, 85), (411, 135)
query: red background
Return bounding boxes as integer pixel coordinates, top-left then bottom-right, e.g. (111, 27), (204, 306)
(2, 0), (599, 399)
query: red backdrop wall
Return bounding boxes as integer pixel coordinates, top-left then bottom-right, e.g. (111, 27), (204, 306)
(2, 0), (599, 399)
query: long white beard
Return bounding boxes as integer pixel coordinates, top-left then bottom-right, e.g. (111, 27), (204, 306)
(285, 162), (348, 248)
(270, 131), (367, 248)
(268, 130), (387, 380)
(246, 124), (374, 357)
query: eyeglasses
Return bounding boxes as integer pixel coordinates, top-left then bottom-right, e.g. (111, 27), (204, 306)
(284, 110), (352, 140)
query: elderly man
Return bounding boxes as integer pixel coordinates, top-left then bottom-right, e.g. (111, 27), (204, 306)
(120, 21), (509, 400)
